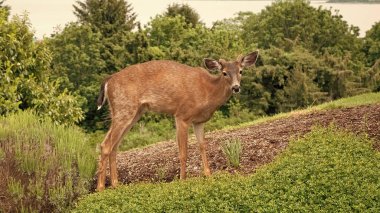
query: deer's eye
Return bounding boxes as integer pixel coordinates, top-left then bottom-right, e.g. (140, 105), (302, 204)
(239, 70), (243, 74)
(223, 72), (228, 77)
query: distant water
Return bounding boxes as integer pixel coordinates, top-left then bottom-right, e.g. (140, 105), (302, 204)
(182, 0), (380, 37)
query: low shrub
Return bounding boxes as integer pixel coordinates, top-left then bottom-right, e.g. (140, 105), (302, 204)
(73, 126), (380, 212)
(221, 139), (242, 168)
(0, 111), (97, 212)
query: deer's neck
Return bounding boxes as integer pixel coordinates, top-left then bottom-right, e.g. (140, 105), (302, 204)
(208, 75), (232, 106)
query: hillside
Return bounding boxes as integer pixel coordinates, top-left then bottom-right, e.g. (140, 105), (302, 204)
(95, 102), (380, 188)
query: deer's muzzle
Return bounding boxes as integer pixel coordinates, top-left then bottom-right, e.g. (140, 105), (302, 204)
(232, 85), (240, 94)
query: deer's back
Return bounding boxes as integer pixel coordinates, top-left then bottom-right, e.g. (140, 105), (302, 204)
(107, 60), (217, 118)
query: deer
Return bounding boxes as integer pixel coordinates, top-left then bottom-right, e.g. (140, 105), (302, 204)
(96, 51), (259, 191)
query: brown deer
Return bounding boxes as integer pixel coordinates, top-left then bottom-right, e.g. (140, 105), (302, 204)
(96, 51), (259, 191)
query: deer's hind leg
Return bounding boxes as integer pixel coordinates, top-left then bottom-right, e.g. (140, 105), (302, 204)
(193, 123), (211, 177)
(97, 106), (144, 191)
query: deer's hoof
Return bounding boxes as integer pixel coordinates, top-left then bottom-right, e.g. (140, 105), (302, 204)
(96, 186), (105, 192)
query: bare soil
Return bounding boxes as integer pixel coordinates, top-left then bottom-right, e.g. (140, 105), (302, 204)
(101, 104), (380, 187)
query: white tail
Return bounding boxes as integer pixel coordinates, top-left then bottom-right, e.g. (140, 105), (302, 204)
(96, 51), (259, 191)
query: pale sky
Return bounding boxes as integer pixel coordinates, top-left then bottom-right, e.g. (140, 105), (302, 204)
(6, 0), (380, 38)
(9, 0), (253, 38)
(8, 0), (191, 38)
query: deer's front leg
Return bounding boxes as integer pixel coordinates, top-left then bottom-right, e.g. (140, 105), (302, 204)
(193, 123), (211, 176)
(175, 118), (190, 179)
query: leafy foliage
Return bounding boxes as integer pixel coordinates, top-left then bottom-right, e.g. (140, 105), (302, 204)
(73, 126), (380, 212)
(48, 23), (107, 128)
(0, 8), (83, 125)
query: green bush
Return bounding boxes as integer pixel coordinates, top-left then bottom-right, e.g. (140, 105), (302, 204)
(73, 126), (380, 212)
(0, 111), (96, 212)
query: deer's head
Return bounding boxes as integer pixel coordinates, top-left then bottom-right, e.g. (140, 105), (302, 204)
(204, 51), (259, 94)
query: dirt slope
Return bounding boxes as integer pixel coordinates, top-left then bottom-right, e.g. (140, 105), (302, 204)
(103, 104), (380, 186)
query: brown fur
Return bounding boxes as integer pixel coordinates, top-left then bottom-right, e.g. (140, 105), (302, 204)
(96, 52), (259, 191)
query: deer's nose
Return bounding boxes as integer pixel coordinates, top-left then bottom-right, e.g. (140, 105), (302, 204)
(232, 85), (240, 93)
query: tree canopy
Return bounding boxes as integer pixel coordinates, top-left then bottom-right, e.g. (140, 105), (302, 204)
(165, 3), (201, 27)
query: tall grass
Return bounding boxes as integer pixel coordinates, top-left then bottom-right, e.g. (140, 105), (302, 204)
(73, 126), (380, 212)
(0, 111), (96, 212)
(221, 139), (243, 168)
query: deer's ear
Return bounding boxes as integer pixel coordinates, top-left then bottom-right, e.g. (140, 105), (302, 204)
(204, 58), (222, 71)
(240, 50), (259, 68)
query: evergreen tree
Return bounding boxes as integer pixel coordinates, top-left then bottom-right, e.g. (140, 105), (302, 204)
(73, 0), (137, 36)
(73, 0), (137, 72)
